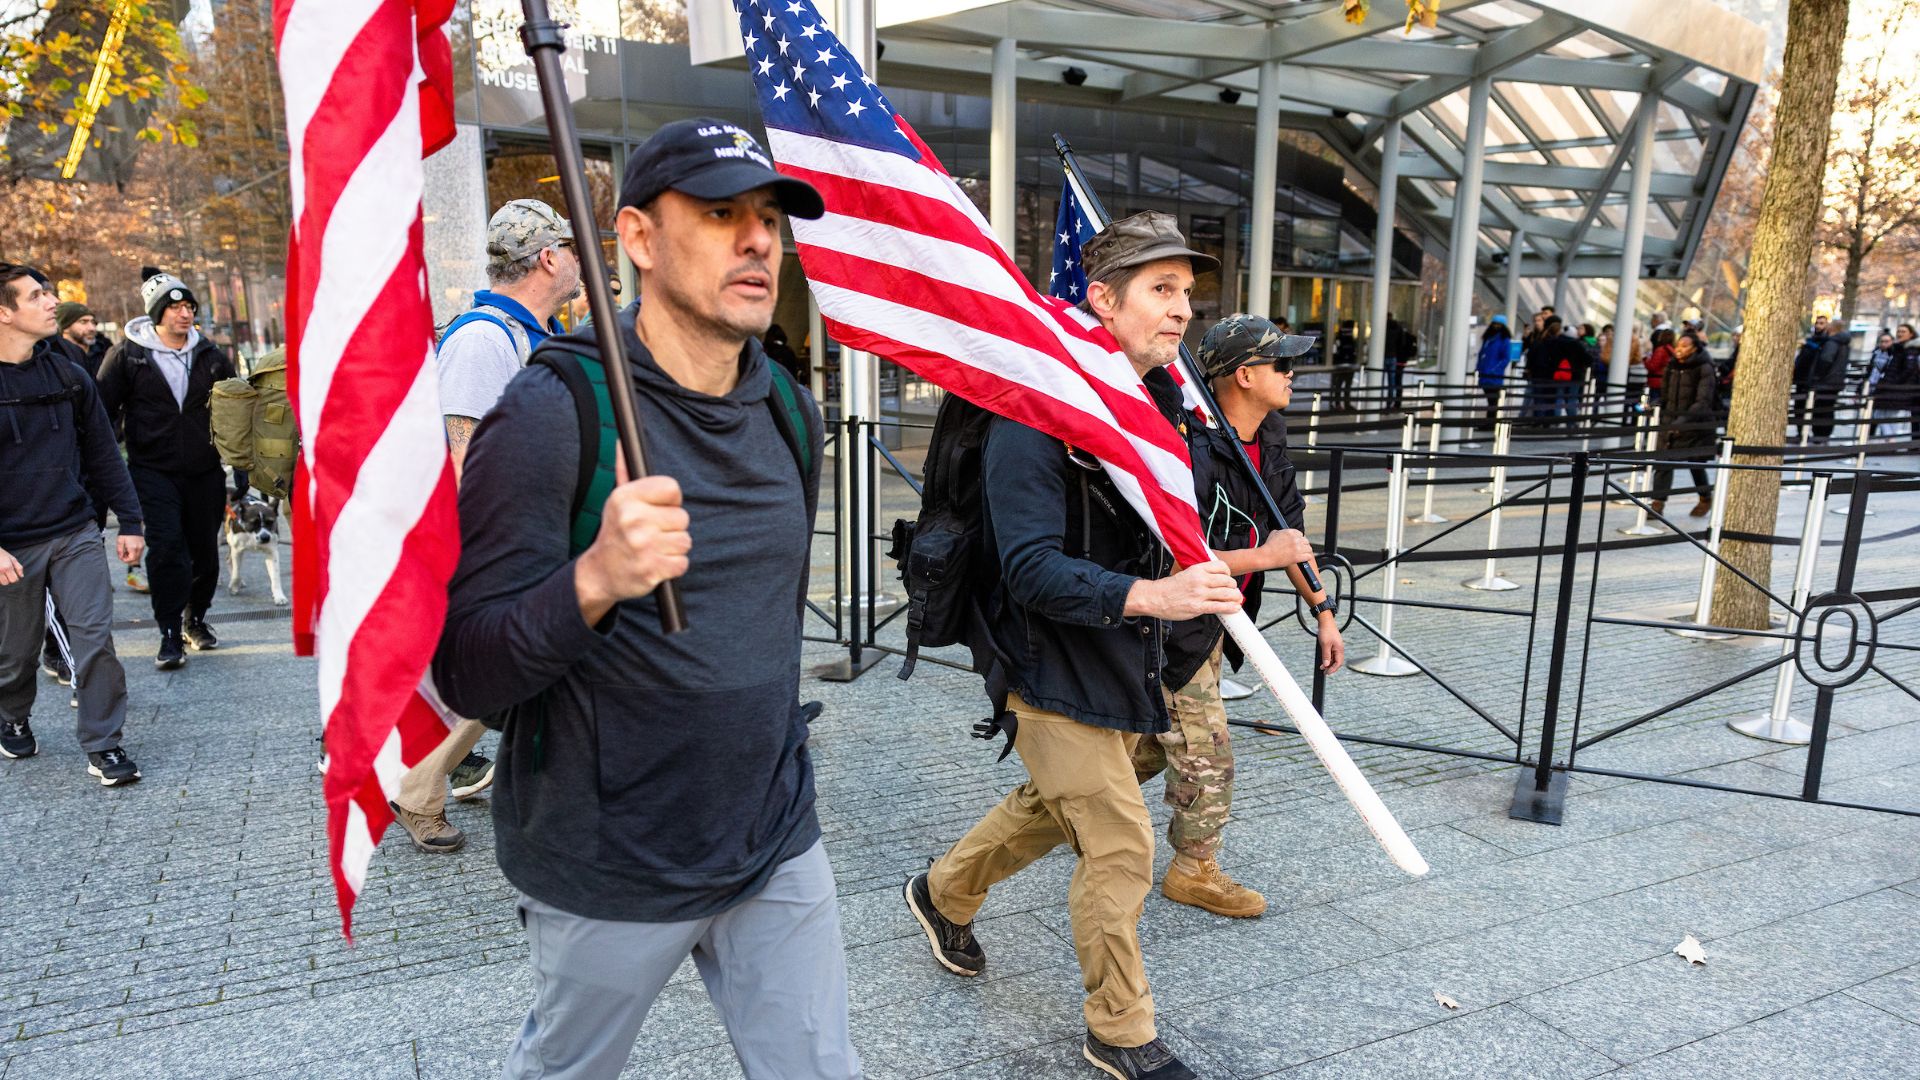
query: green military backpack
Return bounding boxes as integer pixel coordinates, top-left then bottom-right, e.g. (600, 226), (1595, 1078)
(210, 347), (300, 500)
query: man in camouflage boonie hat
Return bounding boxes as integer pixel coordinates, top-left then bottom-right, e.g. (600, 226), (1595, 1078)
(1197, 313), (1318, 382)
(485, 198), (575, 272)
(1137, 311), (1345, 921)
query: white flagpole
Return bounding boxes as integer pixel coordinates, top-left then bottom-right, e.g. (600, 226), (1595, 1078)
(1217, 605), (1430, 876)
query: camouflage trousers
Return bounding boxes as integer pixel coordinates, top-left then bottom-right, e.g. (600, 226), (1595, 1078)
(1132, 643), (1234, 861)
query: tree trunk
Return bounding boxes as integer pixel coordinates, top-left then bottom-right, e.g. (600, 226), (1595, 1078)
(1711, 0), (1851, 630)
(1841, 237), (1864, 328)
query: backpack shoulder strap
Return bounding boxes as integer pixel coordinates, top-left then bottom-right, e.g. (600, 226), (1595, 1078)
(529, 349), (618, 557)
(441, 307), (533, 364)
(764, 361), (813, 478)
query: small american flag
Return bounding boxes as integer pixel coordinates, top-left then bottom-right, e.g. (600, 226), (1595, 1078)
(274, 0), (462, 939)
(734, 0), (1210, 568)
(1048, 175), (1095, 303)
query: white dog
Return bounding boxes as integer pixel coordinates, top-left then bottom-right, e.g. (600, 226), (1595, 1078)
(224, 494), (288, 605)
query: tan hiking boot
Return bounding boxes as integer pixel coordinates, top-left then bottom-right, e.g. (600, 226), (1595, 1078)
(388, 800), (466, 854)
(1690, 497), (1712, 518)
(1162, 857), (1266, 918)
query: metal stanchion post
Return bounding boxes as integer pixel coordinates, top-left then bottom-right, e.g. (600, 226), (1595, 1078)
(1617, 404), (1664, 536)
(1831, 395), (1877, 516)
(1579, 370), (1597, 453)
(1462, 417), (1519, 591)
(1728, 474), (1828, 744)
(1351, 417), (1419, 677)
(1509, 452), (1589, 824)
(1611, 392), (1650, 505)
(1668, 439), (1736, 640)
(1409, 399), (1447, 524)
(1791, 388), (1815, 481)
(1477, 387), (1509, 494)
(1300, 393), (1323, 505)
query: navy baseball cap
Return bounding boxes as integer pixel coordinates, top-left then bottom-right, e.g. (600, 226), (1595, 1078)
(620, 118), (824, 219)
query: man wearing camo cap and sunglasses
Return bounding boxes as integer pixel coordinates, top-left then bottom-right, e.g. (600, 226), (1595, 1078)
(1141, 313), (1345, 921)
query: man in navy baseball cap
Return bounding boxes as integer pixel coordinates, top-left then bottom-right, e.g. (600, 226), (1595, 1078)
(619, 117), (824, 219)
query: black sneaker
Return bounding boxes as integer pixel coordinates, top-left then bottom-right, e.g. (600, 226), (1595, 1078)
(42, 653), (72, 685)
(448, 752), (494, 801)
(2, 719), (37, 759)
(156, 628), (186, 670)
(87, 748), (141, 787)
(1083, 1032), (1198, 1080)
(183, 617), (219, 651)
(904, 871), (985, 976)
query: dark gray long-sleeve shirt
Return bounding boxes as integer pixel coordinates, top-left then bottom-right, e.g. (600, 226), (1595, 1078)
(432, 310), (824, 923)
(0, 346), (143, 549)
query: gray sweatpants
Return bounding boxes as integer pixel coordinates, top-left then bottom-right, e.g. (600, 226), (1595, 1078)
(503, 840), (862, 1080)
(0, 527), (127, 753)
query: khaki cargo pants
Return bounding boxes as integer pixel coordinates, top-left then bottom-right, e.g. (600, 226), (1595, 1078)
(1133, 643), (1235, 861)
(927, 692), (1157, 1047)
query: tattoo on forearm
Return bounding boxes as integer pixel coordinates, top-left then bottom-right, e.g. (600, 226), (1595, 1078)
(445, 415), (478, 479)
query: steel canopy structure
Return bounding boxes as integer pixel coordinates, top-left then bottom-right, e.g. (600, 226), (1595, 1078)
(690, 0), (1767, 386)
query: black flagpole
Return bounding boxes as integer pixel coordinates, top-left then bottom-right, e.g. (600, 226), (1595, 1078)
(521, 1), (685, 633)
(1054, 134), (1324, 598)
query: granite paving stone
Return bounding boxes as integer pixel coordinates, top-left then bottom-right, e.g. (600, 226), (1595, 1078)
(1259, 1003), (1619, 1079)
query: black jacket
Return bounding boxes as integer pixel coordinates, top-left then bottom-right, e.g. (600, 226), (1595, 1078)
(980, 366), (1185, 734)
(1881, 340), (1920, 406)
(1793, 331), (1828, 390)
(1165, 410), (1306, 687)
(1524, 334), (1587, 384)
(96, 326), (234, 475)
(1660, 351), (1721, 452)
(434, 312), (825, 922)
(0, 345), (144, 548)
(49, 335), (105, 381)
(1813, 332), (1851, 389)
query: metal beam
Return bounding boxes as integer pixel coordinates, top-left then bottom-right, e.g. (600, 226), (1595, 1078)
(1555, 94), (1653, 273)
(1395, 156), (1697, 198)
(1442, 76), (1491, 387)
(1374, 15), (1581, 126)
(1365, 117), (1402, 388)
(911, 3), (1266, 61)
(990, 36), (1015, 249)
(1609, 108), (1658, 392)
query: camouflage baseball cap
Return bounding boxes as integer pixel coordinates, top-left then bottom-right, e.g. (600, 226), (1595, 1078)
(1081, 211), (1220, 285)
(1198, 313), (1319, 380)
(486, 199), (573, 268)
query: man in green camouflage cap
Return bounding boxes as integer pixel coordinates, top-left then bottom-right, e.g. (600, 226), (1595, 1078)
(1139, 312), (1343, 919)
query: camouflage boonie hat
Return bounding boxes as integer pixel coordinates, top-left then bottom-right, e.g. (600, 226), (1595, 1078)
(1081, 211), (1220, 286)
(1198, 313), (1319, 380)
(486, 199), (573, 268)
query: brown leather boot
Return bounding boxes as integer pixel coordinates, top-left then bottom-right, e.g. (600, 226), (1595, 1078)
(388, 800), (466, 854)
(1162, 856), (1266, 918)
(1690, 497), (1712, 517)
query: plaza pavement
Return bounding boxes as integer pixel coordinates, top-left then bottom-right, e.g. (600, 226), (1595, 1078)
(2, 439), (1917, 1079)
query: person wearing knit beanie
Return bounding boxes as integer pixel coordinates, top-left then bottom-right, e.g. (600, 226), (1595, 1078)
(55, 301), (93, 333)
(139, 272), (198, 325)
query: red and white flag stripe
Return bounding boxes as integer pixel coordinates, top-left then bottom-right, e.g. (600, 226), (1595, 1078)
(274, 0), (461, 938)
(770, 128), (1212, 568)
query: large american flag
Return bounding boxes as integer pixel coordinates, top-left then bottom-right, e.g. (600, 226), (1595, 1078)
(275, 0), (462, 939)
(734, 0), (1210, 568)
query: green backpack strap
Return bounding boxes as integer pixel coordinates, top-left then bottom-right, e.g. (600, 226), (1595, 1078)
(529, 349), (620, 558)
(540, 349), (811, 560)
(764, 361), (814, 479)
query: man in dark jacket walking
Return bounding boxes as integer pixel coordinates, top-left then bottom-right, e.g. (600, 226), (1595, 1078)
(0, 264), (147, 785)
(433, 119), (856, 1080)
(97, 271), (235, 669)
(904, 213), (1239, 1080)
(1523, 316), (1586, 422)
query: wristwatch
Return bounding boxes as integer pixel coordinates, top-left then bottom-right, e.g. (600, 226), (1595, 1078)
(1308, 597), (1338, 619)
